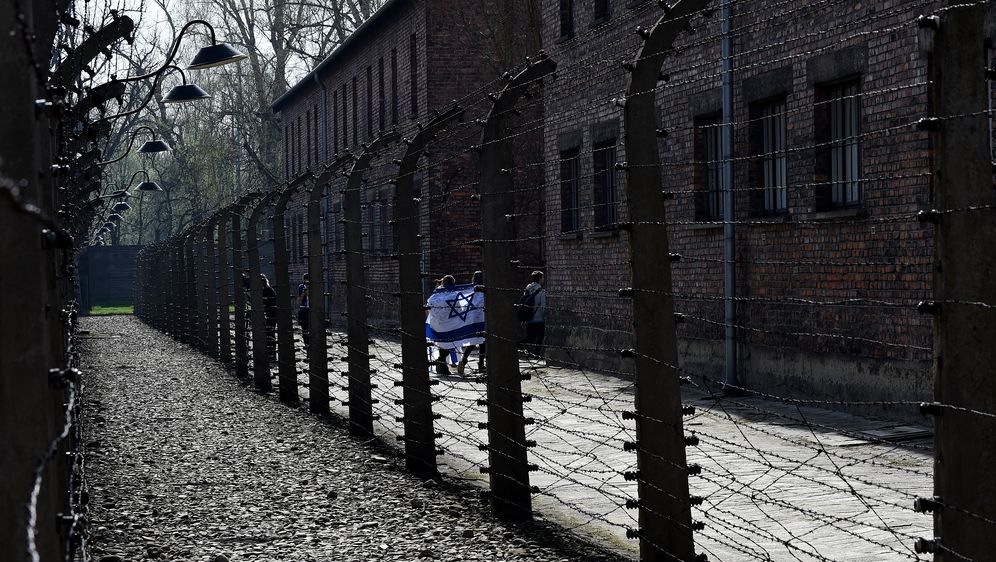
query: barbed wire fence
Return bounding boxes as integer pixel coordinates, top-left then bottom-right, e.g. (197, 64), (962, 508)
(129, 1), (996, 561)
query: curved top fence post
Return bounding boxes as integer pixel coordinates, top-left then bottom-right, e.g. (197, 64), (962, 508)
(479, 53), (556, 522)
(247, 187), (285, 391)
(395, 105), (465, 477)
(623, 2), (709, 560)
(306, 154), (355, 414)
(343, 131), (399, 436)
(273, 173), (316, 404)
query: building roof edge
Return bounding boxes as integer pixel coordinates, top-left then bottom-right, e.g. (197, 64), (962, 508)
(270, 0), (409, 113)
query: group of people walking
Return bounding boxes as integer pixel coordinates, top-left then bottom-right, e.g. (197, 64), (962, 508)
(247, 268), (548, 375)
(425, 270), (547, 376)
(243, 272), (307, 359)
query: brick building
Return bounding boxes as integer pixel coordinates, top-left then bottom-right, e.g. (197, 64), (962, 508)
(271, 0), (542, 326)
(540, 0), (950, 409)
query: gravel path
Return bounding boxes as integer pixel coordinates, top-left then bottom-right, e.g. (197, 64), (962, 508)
(81, 316), (626, 562)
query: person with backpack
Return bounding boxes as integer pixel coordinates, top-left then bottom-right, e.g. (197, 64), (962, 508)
(517, 270), (546, 359)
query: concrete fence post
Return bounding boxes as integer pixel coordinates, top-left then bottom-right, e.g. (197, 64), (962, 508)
(622, 2), (708, 560)
(218, 212), (232, 365)
(184, 235), (196, 346)
(343, 131), (399, 435)
(925, 4), (996, 560)
(231, 208), (249, 378)
(395, 106), (464, 476)
(479, 55), (556, 521)
(308, 155), (355, 414)
(274, 174), (314, 403)
(248, 190), (281, 391)
(204, 222), (219, 357)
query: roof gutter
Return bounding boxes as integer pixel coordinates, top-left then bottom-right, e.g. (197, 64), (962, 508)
(270, 0), (407, 113)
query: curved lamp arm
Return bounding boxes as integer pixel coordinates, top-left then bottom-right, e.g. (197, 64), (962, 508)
(128, 170), (151, 186)
(117, 20), (219, 84)
(94, 126), (160, 166)
(98, 65), (189, 123)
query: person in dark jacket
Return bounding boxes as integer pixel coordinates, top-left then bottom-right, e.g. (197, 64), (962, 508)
(520, 271), (546, 358)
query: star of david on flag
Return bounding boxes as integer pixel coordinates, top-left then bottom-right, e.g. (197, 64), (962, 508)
(426, 283), (485, 351)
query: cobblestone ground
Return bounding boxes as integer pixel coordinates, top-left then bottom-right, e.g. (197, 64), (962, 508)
(261, 327), (934, 562)
(80, 316), (627, 562)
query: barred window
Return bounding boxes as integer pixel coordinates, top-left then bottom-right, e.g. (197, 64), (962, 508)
(694, 115), (724, 221)
(560, 147), (581, 232)
(366, 65), (373, 138)
(332, 89), (339, 155)
(352, 77), (359, 146)
(815, 78), (862, 209)
(332, 202), (343, 259)
(559, 0), (574, 39)
(297, 212), (307, 263)
(342, 84), (349, 149)
(314, 102), (320, 163)
(378, 57), (386, 131)
(305, 109), (312, 168)
(593, 0), (610, 22)
(829, 81), (861, 206)
(759, 100), (788, 213)
(409, 34), (419, 117)
(592, 139), (618, 228)
(391, 48), (399, 126)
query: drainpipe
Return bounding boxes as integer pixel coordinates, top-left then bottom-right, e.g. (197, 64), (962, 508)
(722, 0), (739, 391)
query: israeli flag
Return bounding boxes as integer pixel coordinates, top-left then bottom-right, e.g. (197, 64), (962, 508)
(425, 283), (486, 351)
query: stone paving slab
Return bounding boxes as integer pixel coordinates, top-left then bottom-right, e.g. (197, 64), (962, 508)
(247, 328), (934, 561)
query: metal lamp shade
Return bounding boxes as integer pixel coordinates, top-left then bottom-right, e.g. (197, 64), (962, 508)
(112, 202), (132, 212)
(187, 43), (247, 70)
(139, 139), (171, 153)
(107, 213), (124, 223)
(162, 83), (211, 104)
(102, 222), (116, 230)
(137, 181), (164, 192)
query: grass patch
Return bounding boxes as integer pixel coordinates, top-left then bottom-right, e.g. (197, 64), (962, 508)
(89, 305), (134, 315)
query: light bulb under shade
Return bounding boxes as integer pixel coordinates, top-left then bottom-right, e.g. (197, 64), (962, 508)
(187, 43), (248, 70)
(162, 83), (211, 104)
(139, 139), (171, 153)
(136, 181), (164, 192)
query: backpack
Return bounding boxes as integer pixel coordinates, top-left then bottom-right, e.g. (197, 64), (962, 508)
(515, 286), (540, 322)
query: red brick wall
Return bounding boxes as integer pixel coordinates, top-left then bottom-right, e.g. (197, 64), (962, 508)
(541, 0), (939, 407)
(275, 0), (543, 329)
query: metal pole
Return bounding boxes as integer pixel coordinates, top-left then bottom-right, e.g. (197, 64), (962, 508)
(721, 0), (738, 390)
(479, 57), (554, 521)
(623, 1), (707, 560)
(343, 132), (398, 435)
(926, 5), (996, 560)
